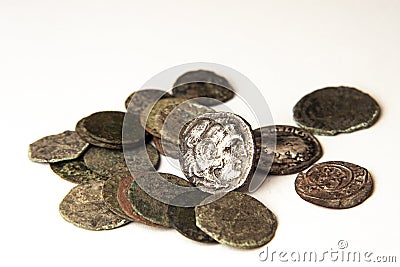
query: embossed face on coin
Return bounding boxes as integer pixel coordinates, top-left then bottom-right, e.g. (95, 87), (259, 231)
(179, 112), (255, 193)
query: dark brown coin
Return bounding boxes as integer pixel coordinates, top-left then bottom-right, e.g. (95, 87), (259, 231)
(29, 131), (89, 163)
(50, 157), (107, 184)
(293, 86), (380, 135)
(172, 70), (234, 105)
(295, 161), (374, 209)
(254, 125), (322, 175)
(195, 191), (278, 249)
(75, 118), (122, 149)
(125, 89), (172, 114)
(129, 172), (193, 227)
(59, 181), (130, 230)
(102, 176), (134, 221)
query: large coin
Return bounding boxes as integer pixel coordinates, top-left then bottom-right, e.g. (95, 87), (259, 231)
(295, 161), (374, 209)
(125, 89), (172, 114)
(254, 125), (322, 175)
(179, 112), (256, 193)
(195, 191), (278, 249)
(59, 181), (129, 230)
(29, 131), (89, 163)
(172, 70), (234, 105)
(293, 86), (380, 135)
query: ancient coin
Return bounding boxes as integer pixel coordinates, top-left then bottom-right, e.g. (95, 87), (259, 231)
(293, 86), (380, 135)
(29, 131), (89, 163)
(102, 176), (134, 221)
(153, 137), (180, 159)
(172, 70), (234, 105)
(254, 125), (322, 175)
(50, 157), (107, 184)
(167, 191), (217, 243)
(83, 144), (159, 178)
(125, 89), (172, 114)
(75, 118), (122, 149)
(295, 161), (374, 209)
(129, 172), (193, 227)
(59, 181), (130, 230)
(179, 112), (256, 193)
(195, 191), (278, 249)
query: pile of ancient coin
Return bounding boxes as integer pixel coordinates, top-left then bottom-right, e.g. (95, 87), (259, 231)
(29, 70), (380, 249)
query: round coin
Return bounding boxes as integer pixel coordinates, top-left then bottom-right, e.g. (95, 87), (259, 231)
(295, 161), (373, 209)
(153, 137), (180, 159)
(76, 118), (122, 149)
(125, 89), (172, 114)
(29, 131), (89, 163)
(179, 112), (256, 193)
(102, 176), (134, 221)
(195, 191), (278, 249)
(254, 125), (322, 175)
(59, 181), (130, 230)
(293, 86), (380, 135)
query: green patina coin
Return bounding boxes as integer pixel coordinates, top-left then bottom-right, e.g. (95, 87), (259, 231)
(125, 89), (172, 114)
(50, 157), (107, 184)
(293, 86), (381, 135)
(76, 118), (122, 149)
(129, 172), (193, 227)
(59, 181), (130, 230)
(195, 191), (278, 249)
(29, 131), (89, 163)
(102, 176), (134, 221)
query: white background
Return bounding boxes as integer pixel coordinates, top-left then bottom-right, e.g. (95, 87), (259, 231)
(1, 1), (399, 266)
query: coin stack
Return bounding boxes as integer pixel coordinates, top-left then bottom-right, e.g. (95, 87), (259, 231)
(29, 69), (380, 249)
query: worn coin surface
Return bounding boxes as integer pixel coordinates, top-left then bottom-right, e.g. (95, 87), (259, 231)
(129, 172), (193, 227)
(179, 112), (256, 193)
(293, 86), (380, 135)
(125, 89), (172, 114)
(59, 181), (130, 230)
(172, 70), (234, 105)
(29, 131), (89, 163)
(76, 118), (122, 149)
(102, 176), (134, 221)
(50, 157), (107, 184)
(153, 137), (180, 159)
(195, 191), (277, 249)
(295, 161), (373, 209)
(254, 125), (322, 175)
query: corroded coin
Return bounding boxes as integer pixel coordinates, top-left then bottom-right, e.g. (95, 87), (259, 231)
(179, 112), (256, 193)
(295, 161), (374, 209)
(102, 176), (134, 221)
(172, 70), (234, 105)
(153, 137), (180, 159)
(76, 118), (122, 149)
(59, 181), (130, 230)
(83, 144), (159, 178)
(254, 125), (322, 175)
(50, 157), (107, 184)
(125, 89), (172, 114)
(293, 86), (380, 135)
(129, 172), (193, 227)
(29, 131), (89, 163)
(195, 191), (278, 249)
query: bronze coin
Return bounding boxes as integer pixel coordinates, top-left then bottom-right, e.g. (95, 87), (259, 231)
(295, 161), (374, 209)
(125, 89), (172, 114)
(153, 137), (180, 159)
(75, 118), (122, 149)
(102, 176), (134, 221)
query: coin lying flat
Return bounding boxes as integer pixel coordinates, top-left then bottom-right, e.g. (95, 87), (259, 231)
(172, 70), (234, 105)
(295, 161), (373, 209)
(179, 112), (256, 193)
(102, 176), (134, 221)
(50, 157), (107, 184)
(293, 86), (380, 135)
(195, 191), (277, 249)
(129, 172), (193, 227)
(254, 125), (322, 175)
(29, 131), (89, 163)
(75, 118), (122, 149)
(125, 89), (172, 114)
(59, 181), (130, 230)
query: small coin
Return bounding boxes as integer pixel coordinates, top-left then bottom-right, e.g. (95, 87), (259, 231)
(254, 125), (322, 175)
(102, 176), (134, 221)
(125, 89), (172, 114)
(83, 144), (159, 178)
(153, 137), (180, 159)
(293, 86), (380, 135)
(295, 161), (374, 209)
(129, 172), (193, 227)
(59, 181), (130, 230)
(195, 191), (278, 249)
(29, 131), (89, 163)
(179, 112), (256, 193)
(50, 157), (107, 184)
(76, 118), (122, 149)
(172, 70), (234, 105)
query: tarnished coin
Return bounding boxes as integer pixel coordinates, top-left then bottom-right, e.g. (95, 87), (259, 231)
(195, 191), (278, 249)
(59, 181), (130, 230)
(83, 144), (159, 178)
(293, 86), (380, 135)
(102, 176), (134, 221)
(29, 131), (89, 163)
(172, 70), (234, 105)
(153, 137), (180, 159)
(179, 112), (256, 193)
(50, 157), (107, 184)
(75, 118), (122, 149)
(295, 161), (374, 209)
(125, 89), (172, 114)
(254, 125), (322, 175)
(129, 172), (193, 227)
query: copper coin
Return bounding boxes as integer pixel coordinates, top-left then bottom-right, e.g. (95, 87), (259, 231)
(102, 176), (134, 221)
(75, 118), (122, 149)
